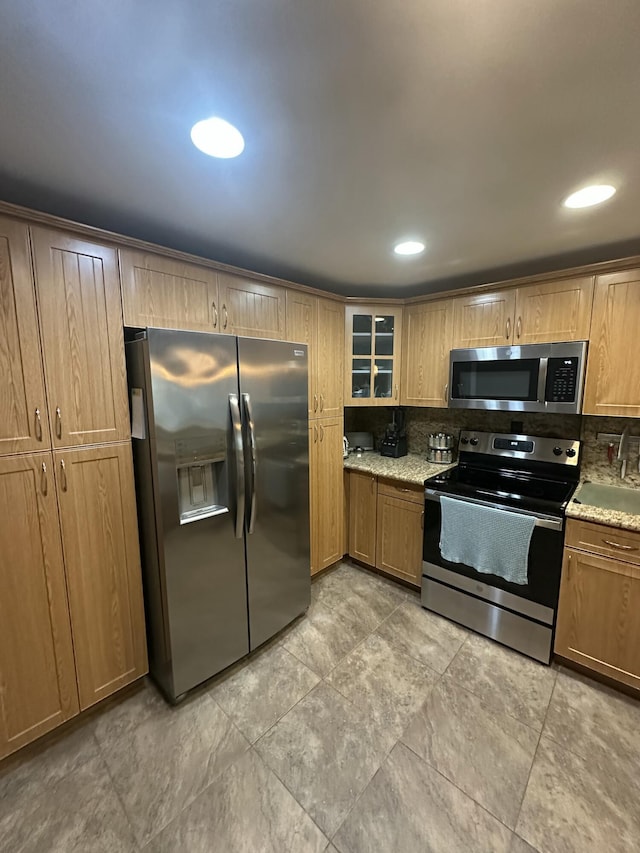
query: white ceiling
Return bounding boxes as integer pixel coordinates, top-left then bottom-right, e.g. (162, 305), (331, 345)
(1, 1), (639, 296)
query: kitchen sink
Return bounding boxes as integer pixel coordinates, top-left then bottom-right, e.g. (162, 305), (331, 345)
(573, 482), (640, 514)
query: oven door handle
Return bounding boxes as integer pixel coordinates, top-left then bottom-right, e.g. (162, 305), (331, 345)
(423, 489), (563, 531)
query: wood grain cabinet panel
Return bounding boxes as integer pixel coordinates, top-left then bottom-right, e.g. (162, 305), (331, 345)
(54, 443), (147, 710)
(583, 270), (640, 416)
(375, 493), (423, 586)
(218, 273), (286, 339)
(401, 299), (453, 407)
(0, 453), (78, 759)
(316, 298), (344, 418)
(514, 277), (594, 344)
(555, 546), (640, 691)
(452, 289), (516, 348)
(119, 249), (219, 331)
(0, 216), (50, 455)
(287, 291), (317, 419)
(348, 470), (377, 566)
(310, 417), (344, 574)
(31, 228), (130, 447)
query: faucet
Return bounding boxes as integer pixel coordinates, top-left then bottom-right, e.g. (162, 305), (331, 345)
(617, 425), (630, 479)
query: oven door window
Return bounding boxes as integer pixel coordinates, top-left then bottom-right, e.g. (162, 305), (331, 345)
(452, 359), (539, 402)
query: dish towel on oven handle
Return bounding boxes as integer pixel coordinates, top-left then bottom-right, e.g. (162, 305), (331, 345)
(439, 496), (535, 585)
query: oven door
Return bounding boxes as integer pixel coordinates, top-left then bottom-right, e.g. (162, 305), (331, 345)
(422, 493), (564, 625)
(449, 347), (545, 412)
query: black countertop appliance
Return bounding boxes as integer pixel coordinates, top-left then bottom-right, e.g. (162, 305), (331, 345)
(380, 407), (408, 458)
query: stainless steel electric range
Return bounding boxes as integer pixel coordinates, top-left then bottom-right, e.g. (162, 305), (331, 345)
(422, 430), (580, 664)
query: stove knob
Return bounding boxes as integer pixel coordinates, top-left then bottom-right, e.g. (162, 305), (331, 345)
(553, 446), (563, 456)
(565, 448), (577, 458)
(469, 437), (479, 447)
(461, 437), (469, 445)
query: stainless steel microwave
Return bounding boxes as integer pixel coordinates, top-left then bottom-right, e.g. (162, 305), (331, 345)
(448, 341), (588, 413)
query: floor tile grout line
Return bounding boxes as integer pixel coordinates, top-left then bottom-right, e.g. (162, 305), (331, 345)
(92, 737), (147, 851)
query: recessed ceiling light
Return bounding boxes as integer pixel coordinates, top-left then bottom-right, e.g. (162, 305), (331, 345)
(190, 117), (245, 158)
(394, 240), (425, 256)
(563, 184), (616, 209)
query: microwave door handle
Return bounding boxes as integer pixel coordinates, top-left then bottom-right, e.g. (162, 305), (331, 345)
(537, 357), (548, 404)
(229, 393), (245, 539)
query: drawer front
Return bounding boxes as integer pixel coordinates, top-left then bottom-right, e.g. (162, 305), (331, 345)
(565, 518), (640, 566)
(377, 477), (423, 505)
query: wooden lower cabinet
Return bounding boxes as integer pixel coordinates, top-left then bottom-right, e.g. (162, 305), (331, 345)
(310, 417), (344, 575)
(54, 443), (148, 710)
(348, 470), (377, 565)
(0, 452), (79, 759)
(556, 532), (640, 691)
(376, 493), (424, 586)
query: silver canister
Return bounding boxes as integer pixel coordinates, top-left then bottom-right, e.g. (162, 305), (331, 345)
(427, 432), (455, 464)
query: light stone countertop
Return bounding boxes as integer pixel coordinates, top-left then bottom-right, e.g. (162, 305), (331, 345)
(343, 451), (454, 486)
(565, 484), (640, 533)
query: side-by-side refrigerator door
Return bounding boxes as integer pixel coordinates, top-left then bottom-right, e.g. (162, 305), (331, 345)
(146, 328), (249, 698)
(238, 337), (310, 650)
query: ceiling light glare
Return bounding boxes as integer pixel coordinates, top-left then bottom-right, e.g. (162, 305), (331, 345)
(563, 184), (616, 209)
(190, 117), (245, 159)
(394, 240), (425, 256)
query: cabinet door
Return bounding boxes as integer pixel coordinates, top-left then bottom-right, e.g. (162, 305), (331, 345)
(218, 272), (286, 339)
(32, 228), (130, 447)
(119, 249), (219, 332)
(452, 289), (516, 348)
(345, 306), (403, 406)
(401, 299), (453, 407)
(287, 291), (317, 419)
(0, 453), (78, 759)
(0, 216), (51, 455)
(583, 270), (640, 416)
(54, 443), (147, 709)
(348, 470), (377, 566)
(376, 494), (423, 586)
(317, 298), (344, 418)
(514, 277), (594, 344)
(314, 417), (344, 572)
(555, 548), (640, 691)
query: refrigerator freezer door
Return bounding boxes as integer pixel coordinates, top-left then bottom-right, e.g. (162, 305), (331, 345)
(238, 338), (311, 649)
(144, 328), (249, 698)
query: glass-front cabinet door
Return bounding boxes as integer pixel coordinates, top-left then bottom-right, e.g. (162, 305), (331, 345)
(345, 306), (403, 406)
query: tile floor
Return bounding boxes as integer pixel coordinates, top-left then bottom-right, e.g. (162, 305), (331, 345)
(2, 561), (640, 852)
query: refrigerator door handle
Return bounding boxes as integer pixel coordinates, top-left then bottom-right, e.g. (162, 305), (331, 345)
(229, 393), (245, 539)
(242, 392), (258, 534)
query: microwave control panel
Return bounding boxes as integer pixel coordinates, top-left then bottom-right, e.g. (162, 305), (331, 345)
(545, 356), (579, 403)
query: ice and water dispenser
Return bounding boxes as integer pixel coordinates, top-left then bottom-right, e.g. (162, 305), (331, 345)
(175, 436), (228, 525)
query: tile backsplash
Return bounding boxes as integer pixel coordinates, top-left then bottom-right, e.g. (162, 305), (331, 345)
(344, 407), (640, 487)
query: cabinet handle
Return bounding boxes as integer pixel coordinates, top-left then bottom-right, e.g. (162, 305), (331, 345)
(505, 317), (511, 340)
(320, 394), (324, 412)
(41, 461), (47, 495)
(60, 458), (67, 491)
(516, 316), (522, 339)
(602, 538), (637, 551)
(314, 425), (318, 443)
(567, 552), (571, 579)
(35, 407), (42, 441)
(211, 300), (218, 328)
(371, 476), (375, 494)
(313, 394), (318, 413)
(222, 304), (228, 330)
(444, 383), (449, 402)
(55, 407), (62, 438)
(397, 487), (411, 492)
(421, 510), (424, 530)
(320, 425), (324, 442)
(395, 384), (399, 401)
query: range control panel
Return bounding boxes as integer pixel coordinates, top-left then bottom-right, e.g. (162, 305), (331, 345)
(545, 357), (579, 403)
(459, 431), (581, 466)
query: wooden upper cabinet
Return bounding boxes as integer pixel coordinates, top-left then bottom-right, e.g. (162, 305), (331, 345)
(119, 249), (220, 332)
(287, 291), (317, 419)
(452, 289), (516, 349)
(316, 298), (344, 418)
(401, 299), (453, 407)
(31, 227), (130, 447)
(514, 277), (594, 344)
(54, 443), (147, 710)
(0, 452), (79, 759)
(218, 272), (286, 339)
(0, 216), (51, 455)
(345, 305), (403, 406)
(583, 270), (640, 416)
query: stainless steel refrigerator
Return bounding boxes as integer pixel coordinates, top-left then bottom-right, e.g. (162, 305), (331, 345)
(126, 328), (310, 702)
